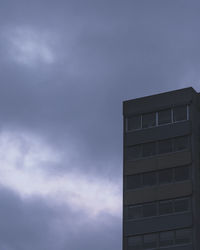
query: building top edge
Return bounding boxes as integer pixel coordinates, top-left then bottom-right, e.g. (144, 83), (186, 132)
(123, 87), (198, 116)
(123, 87), (197, 104)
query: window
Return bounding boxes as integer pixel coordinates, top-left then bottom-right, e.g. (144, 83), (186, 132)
(126, 136), (190, 161)
(128, 236), (143, 250)
(125, 105), (189, 134)
(126, 174), (142, 189)
(159, 200), (173, 215)
(127, 115), (141, 131)
(143, 172), (157, 186)
(174, 166), (190, 182)
(160, 231), (174, 247)
(158, 139), (172, 154)
(174, 136), (188, 151)
(126, 197), (191, 222)
(128, 205), (142, 220)
(127, 228), (192, 250)
(174, 198), (190, 213)
(143, 203), (157, 217)
(159, 169), (173, 184)
(158, 109), (171, 125)
(142, 142), (156, 157)
(173, 105), (187, 122)
(143, 233), (157, 249)
(142, 112), (156, 128)
(126, 145), (142, 160)
(175, 228), (192, 245)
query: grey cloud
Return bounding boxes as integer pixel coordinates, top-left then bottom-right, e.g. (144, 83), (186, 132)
(0, 186), (121, 250)
(0, 1), (200, 249)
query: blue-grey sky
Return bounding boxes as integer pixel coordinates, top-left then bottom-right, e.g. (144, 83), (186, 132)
(0, 1), (200, 249)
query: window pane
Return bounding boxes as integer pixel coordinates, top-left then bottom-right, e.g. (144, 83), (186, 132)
(175, 228), (192, 245)
(126, 174), (142, 189)
(160, 231), (174, 247)
(174, 136), (188, 151)
(174, 166), (190, 182)
(143, 203), (157, 217)
(143, 172), (157, 186)
(159, 169), (173, 184)
(128, 236), (143, 250)
(158, 139), (172, 154)
(127, 115), (141, 131)
(173, 105), (187, 122)
(127, 205), (142, 220)
(174, 198), (190, 213)
(158, 109), (171, 125)
(144, 233), (158, 249)
(143, 142), (156, 157)
(159, 200), (173, 215)
(142, 112), (156, 128)
(126, 145), (142, 160)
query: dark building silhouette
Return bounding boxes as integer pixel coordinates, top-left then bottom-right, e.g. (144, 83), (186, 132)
(123, 87), (200, 250)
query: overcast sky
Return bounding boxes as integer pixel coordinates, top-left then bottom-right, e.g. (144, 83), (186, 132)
(0, 1), (200, 250)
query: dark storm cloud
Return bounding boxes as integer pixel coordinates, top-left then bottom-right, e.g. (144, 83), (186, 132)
(0, 1), (200, 249)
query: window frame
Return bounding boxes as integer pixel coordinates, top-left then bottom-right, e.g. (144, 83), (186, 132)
(142, 112), (156, 129)
(127, 235), (143, 250)
(173, 105), (188, 123)
(125, 136), (190, 162)
(174, 165), (190, 182)
(126, 174), (142, 190)
(159, 230), (175, 247)
(143, 233), (158, 249)
(125, 105), (189, 132)
(126, 228), (192, 250)
(173, 136), (189, 152)
(125, 197), (191, 221)
(174, 197), (190, 213)
(126, 115), (142, 131)
(158, 168), (173, 185)
(159, 200), (173, 215)
(143, 171), (157, 187)
(158, 108), (172, 126)
(175, 228), (192, 245)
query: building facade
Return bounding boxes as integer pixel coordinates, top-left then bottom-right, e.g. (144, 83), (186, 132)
(123, 87), (200, 250)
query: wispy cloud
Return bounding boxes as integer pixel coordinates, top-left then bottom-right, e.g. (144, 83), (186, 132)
(4, 26), (55, 66)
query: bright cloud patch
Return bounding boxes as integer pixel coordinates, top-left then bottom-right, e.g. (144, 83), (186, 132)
(0, 131), (121, 217)
(4, 26), (55, 66)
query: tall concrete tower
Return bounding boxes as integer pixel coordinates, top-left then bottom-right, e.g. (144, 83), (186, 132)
(123, 87), (200, 250)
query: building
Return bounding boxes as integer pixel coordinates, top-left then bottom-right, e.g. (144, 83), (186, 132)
(123, 87), (200, 250)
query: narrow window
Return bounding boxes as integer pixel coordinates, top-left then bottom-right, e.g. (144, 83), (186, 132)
(174, 166), (190, 182)
(175, 228), (192, 245)
(142, 142), (156, 157)
(127, 235), (143, 250)
(127, 205), (142, 220)
(126, 145), (142, 160)
(174, 136), (188, 151)
(159, 169), (173, 184)
(126, 174), (142, 190)
(159, 200), (173, 215)
(143, 172), (157, 186)
(173, 105), (187, 122)
(142, 112), (156, 128)
(160, 231), (174, 247)
(174, 198), (190, 213)
(143, 233), (158, 249)
(127, 115), (141, 131)
(158, 139), (172, 154)
(158, 109), (172, 125)
(143, 202), (157, 217)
